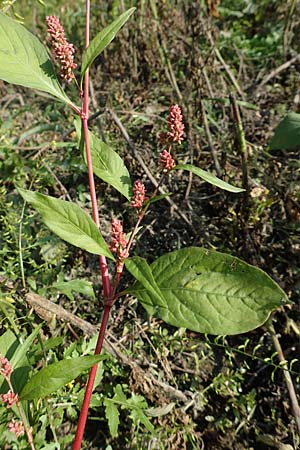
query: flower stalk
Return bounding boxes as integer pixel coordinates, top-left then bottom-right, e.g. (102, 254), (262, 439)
(0, 355), (35, 450)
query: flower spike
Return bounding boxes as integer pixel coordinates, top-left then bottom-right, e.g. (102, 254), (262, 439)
(46, 15), (77, 83)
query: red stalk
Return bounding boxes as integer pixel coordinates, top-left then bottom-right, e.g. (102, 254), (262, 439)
(72, 306), (110, 449)
(72, 1), (112, 448)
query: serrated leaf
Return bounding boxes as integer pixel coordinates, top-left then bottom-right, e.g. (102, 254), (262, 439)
(113, 384), (127, 403)
(126, 247), (288, 335)
(174, 164), (244, 193)
(51, 279), (95, 301)
(104, 399), (120, 438)
(269, 113), (300, 150)
(18, 188), (114, 259)
(81, 8), (135, 83)
(75, 120), (132, 200)
(0, 12), (74, 107)
(20, 355), (104, 400)
(128, 394), (154, 433)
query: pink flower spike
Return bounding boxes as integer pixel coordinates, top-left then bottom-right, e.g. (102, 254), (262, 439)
(0, 355), (13, 379)
(167, 104), (185, 144)
(131, 180), (147, 212)
(46, 15), (77, 83)
(109, 219), (128, 260)
(8, 420), (25, 437)
(159, 150), (175, 171)
(0, 391), (18, 408)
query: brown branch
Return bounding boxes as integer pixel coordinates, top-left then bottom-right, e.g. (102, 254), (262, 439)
(267, 320), (300, 435)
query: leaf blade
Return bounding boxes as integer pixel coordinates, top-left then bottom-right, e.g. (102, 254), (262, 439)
(174, 164), (244, 193)
(269, 112), (300, 150)
(20, 355), (104, 400)
(18, 188), (114, 259)
(81, 8), (135, 83)
(0, 12), (74, 106)
(126, 248), (288, 335)
(104, 399), (120, 438)
(75, 120), (132, 200)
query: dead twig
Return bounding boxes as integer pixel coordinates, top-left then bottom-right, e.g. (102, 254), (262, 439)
(206, 31), (245, 98)
(229, 93), (249, 198)
(267, 320), (300, 435)
(199, 98), (222, 178)
(255, 54), (300, 92)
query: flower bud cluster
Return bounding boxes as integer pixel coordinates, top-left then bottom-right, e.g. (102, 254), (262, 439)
(158, 104), (184, 171)
(0, 354), (24, 438)
(131, 180), (147, 213)
(46, 15), (77, 83)
(159, 149), (175, 171)
(0, 391), (18, 409)
(0, 355), (13, 378)
(167, 104), (185, 144)
(109, 219), (128, 260)
(8, 420), (25, 437)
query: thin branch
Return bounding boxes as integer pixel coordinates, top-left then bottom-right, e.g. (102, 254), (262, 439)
(267, 320), (300, 435)
(199, 98), (222, 178)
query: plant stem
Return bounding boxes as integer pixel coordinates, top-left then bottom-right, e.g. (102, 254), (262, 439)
(6, 379), (35, 450)
(72, 305), (111, 450)
(72, 1), (111, 448)
(18, 200), (27, 289)
(107, 172), (167, 307)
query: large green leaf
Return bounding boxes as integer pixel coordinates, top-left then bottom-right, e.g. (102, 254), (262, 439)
(126, 248), (288, 335)
(125, 257), (165, 307)
(0, 12), (74, 106)
(174, 164), (244, 193)
(80, 8), (135, 84)
(75, 120), (132, 200)
(18, 188), (114, 259)
(269, 113), (300, 150)
(20, 355), (104, 400)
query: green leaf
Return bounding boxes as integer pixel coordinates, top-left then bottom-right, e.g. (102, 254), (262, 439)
(10, 324), (42, 370)
(51, 279), (95, 301)
(144, 193), (172, 205)
(126, 248), (288, 335)
(20, 355), (104, 400)
(104, 398), (120, 438)
(81, 8), (135, 84)
(75, 120), (132, 200)
(18, 188), (114, 259)
(0, 12), (74, 107)
(125, 257), (165, 308)
(128, 394), (155, 433)
(269, 113), (300, 150)
(174, 164), (244, 193)
(10, 325), (43, 393)
(0, 329), (19, 361)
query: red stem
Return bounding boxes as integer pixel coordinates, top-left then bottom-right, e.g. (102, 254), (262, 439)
(72, 306), (111, 450)
(72, 1), (111, 448)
